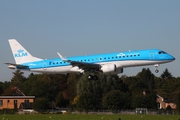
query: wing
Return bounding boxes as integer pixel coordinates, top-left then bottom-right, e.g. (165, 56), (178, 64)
(57, 52), (101, 72)
(69, 61), (100, 71)
(5, 63), (29, 70)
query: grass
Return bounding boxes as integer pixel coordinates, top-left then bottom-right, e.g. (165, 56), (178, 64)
(0, 114), (180, 120)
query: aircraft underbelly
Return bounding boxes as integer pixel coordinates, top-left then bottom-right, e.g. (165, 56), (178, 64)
(117, 60), (170, 67)
(29, 60), (171, 74)
(31, 66), (72, 73)
(100, 60), (170, 68)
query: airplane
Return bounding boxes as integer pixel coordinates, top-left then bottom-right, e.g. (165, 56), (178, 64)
(5, 39), (175, 80)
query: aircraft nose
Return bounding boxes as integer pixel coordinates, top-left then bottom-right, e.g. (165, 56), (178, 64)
(168, 55), (175, 61)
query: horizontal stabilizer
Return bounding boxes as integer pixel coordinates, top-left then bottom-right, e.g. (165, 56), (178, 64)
(4, 63), (29, 70)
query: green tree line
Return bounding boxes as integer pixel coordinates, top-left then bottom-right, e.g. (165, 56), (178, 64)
(0, 68), (180, 112)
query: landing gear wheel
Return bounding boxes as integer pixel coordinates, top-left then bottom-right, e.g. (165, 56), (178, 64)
(155, 69), (159, 73)
(88, 75), (93, 80)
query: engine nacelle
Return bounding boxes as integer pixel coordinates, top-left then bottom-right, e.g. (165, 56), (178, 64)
(101, 64), (116, 73)
(101, 64), (123, 74)
(100, 64), (123, 74)
(114, 67), (123, 74)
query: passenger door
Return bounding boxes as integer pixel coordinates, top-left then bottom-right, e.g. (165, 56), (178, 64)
(149, 52), (154, 59)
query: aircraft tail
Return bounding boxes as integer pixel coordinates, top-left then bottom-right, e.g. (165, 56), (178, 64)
(8, 39), (42, 64)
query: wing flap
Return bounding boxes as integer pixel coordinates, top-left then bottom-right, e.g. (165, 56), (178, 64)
(70, 61), (100, 71)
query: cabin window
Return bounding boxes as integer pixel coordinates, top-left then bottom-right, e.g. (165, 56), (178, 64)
(0, 100), (3, 106)
(162, 51), (167, 54)
(159, 51), (166, 54)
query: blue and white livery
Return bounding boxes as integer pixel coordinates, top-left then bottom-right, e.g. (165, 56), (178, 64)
(5, 39), (175, 80)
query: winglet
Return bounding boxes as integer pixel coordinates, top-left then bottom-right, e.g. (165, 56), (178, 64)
(57, 52), (67, 61)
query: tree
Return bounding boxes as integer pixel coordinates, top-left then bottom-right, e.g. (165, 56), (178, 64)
(11, 70), (26, 90)
(33, 97), (49, 112)
(65, 73), (79, 102)
(102, 90), (130, 110)
(131, 94), (147, 108)
(22, 73), (36, 95)
(131, 92), (157, 109)
(76, 92), (95, 114)
(4, 67), (179, 111)
(55, 92), (69, 107)
(0, 82), (5, 95)
(136, 68), (155, 91)
(29, 74), (57, 100)
(75, 73), (130, 110)
(76, 74), (102, 110)
(175, 92), (180, 111)
(161, 68), (173, 80)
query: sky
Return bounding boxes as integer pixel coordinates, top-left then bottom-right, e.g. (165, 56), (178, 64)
(0, 0), (179, 81)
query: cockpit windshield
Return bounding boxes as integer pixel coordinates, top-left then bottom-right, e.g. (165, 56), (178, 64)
(158, 51), (167, 54)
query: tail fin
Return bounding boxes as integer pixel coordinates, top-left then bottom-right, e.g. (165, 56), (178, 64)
(8, 39), (42, 64)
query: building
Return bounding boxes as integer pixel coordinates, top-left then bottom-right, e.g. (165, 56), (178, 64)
(0, 96), (35, 110)
(0, 87), (35, 110)
(157, 94), (176, 109)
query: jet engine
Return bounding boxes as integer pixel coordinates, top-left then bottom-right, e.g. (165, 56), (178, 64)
(100, 64), (123, 74)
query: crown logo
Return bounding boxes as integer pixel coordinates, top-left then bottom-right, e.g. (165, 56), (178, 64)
(17, 49), (24, 53)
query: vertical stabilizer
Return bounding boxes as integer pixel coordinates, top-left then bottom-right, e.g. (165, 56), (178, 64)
(8, 39), (42, 64)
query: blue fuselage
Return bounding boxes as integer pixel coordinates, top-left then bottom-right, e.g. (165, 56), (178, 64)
(20, 49), (175, 74)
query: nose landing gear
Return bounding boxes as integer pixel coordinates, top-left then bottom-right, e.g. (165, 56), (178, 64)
(154, 64), (159, 73)
(155, 69), (159, 73)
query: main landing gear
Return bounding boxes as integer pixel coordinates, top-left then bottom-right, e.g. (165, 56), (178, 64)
(154, 64), (159, 73)
(88, 75), (98, 80)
